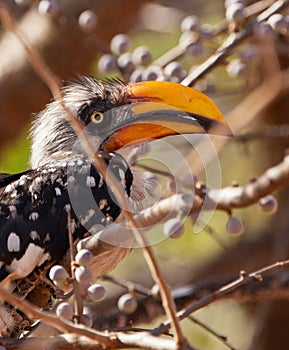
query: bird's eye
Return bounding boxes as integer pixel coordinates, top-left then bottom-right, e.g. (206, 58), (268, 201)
(91, 112), (104, 124)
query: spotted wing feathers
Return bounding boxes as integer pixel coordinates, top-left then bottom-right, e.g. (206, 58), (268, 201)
(0, 153), (133, 283)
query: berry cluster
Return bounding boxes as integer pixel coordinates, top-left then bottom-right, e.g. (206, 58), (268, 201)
(97, 14), (211, 84)
(49, 249), (106, 325)
(48, 245), (143, 324)
(224, 0), (289, 79)
(14, 0), (289, 89)
(98, 34), (155, 82)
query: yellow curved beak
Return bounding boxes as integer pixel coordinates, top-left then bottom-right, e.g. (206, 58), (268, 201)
(102, 81), (231, 152)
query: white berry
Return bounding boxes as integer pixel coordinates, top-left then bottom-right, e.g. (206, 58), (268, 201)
(98, 54), (118, 74)
(49, 265), (69, 283)
(87, 284), (106, 302)
(130, 68), (144, 83)
(142, 65), (162, 81)
(164, 62), (185, 79)
(38, 0), (60, 16)
(78, 10), (98, 32)
(110, 34), (131, 55)
(132, 46), (152, 66)
(259, 195), (278, 214)
(181, 15), (200, 32)
(226, 216), (245, 235)
(75, 249), (94, 266)
(117, 53), (135, 74)
(117, 293), (138, 314)
(56, 302), (73, 319)
(75, 266), (93, 284)
(226, 3), (245, 23)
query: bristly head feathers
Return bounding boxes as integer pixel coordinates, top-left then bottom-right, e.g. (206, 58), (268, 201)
(63, 76), (126, 108)
(30, 76), (126, 168)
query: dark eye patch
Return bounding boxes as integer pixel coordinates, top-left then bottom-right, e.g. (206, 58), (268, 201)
(77, 99), (116, 126)
(77, 103), (93, 125)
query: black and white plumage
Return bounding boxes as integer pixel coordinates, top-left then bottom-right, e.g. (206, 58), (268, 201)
(0, 78), (135, 283)
(0, 153), (133, 281)
(0, 76), (230, 336)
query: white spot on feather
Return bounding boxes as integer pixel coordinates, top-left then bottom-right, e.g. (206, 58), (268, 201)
(8, 244), (45, 278)
(7, 233), (20, 252)
(18, 175), (28, 186)
(8, 206), (17, 219)
(29, 212), (39, 221)
(99, 199), (107, 210)
(10, 191), (17, 199)
(30, 230), (40, 241)
(55, 187), (61, 196)
(34, 176), (42, 184)
(4, 184), (14, 194)
(86, 176), (96, 187)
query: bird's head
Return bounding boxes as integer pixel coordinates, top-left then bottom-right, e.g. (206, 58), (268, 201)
(30, 76), (231, 168)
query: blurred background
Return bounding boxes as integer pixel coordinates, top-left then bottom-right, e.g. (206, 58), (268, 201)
(1, 0), (289, 349)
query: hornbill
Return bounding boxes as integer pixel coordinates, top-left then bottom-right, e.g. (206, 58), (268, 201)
(0, 77), (230, 336)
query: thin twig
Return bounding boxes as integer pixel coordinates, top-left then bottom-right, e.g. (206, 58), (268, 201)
(66, 204), (83, 324)
(188, 316), (236, 350)
(101, 275), (151, 296)
(153, 259), (289, 336)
